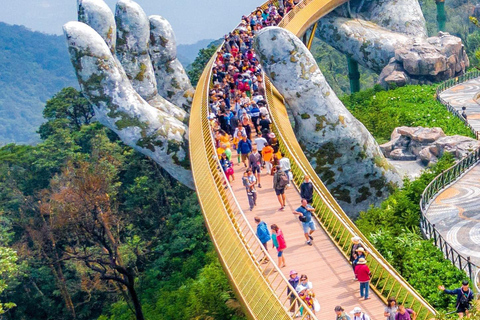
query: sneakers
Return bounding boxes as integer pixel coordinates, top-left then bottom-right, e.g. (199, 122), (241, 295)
(279, 206), (285, 211)
(258, 183), (262, 188)
(306, 241), (312, 246)
(309, 235), (314, 241)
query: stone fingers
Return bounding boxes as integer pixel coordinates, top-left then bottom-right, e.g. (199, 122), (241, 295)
(149, 15), (194, 112)
(254, 27), (400, 216)
(63, 21), (193, 188)
(78, 0), (116, 53)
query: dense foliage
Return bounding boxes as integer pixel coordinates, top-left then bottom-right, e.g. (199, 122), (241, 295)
(356, 154), (471, 311)
(341, 85), (475, 143)
(0, 88), (244, 320)
(0, 22), (77, 145)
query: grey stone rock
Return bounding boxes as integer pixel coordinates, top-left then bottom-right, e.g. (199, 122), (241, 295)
(390, 149), (417, 161)
(381, 127), (479, 166)
(64, 21), (193, 189)
(254, 27), (401, 218)
(78, 0), (116, 52)
(149, 16), (194, 111)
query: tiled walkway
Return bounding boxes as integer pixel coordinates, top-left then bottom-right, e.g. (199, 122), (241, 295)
(426, 79), (480, 266)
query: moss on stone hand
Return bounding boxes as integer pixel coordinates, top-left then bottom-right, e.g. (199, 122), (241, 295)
(300, 113), (310, 119)
(134, 63), (147, 81)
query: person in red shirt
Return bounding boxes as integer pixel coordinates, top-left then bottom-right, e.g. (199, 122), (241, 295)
(354, 258), (371, 300)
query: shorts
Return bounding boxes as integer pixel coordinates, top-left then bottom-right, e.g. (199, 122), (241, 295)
(241, 153), (249, 162)
(277, 250), (283, 257)
(275, 188), (285, 196)
(302, 221), (316, 234)
(251, 165), (260, 174)
(457, 304), (471, 313)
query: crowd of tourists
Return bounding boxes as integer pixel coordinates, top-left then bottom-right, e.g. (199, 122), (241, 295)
(209, 1), (475, 319)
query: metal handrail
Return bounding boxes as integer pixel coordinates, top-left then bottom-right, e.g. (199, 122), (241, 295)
(420, 72), (480, 291)
(189, 1), (319, 319)
(263, 76), (436, 320)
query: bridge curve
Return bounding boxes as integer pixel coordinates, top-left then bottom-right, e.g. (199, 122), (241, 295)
(190, 1), (437, 319)
(422, 74), (480, 289)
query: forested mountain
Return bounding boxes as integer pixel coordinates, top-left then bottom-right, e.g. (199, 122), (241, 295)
(0, 22), (77, 145)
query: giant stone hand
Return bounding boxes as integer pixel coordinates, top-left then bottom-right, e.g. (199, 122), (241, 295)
(317, 0), (469, 86)
(64, 0), (194, 188)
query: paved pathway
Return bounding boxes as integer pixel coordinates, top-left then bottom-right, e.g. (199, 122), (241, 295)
(426, 78), (480, 267)
(228, 149), (385, 319)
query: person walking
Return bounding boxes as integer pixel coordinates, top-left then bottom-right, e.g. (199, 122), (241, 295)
(248, 146), (262, 188)
(354, 258), (371, 300)
(395, 304), (417, 320)
(273, 165), (288, 210)
(279, 152), (292, 187)
(335, 306), (352, 320)
(350, 306), (370, 320)
(254, 216), (270, 263)
(350, 236), (364, 280)
(270, 224), (286, 267)
(296, 275), (316, 318)
(261, 143), (274, 174)
(292, 199), (316, 246)
(300, 175), (314, 204)
(438, 280), (474, 318)
(238, 135), (252, 167)
(242, 170), (257, 211)
(384, 297), (398, 320)
(288, 270), (300, 316)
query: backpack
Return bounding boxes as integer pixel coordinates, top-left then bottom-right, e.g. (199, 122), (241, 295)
(277, 171), (289, 188)
(459, 289), (472, 305)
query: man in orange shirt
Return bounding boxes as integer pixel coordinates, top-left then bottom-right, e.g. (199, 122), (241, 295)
(261, 143), (274, 174)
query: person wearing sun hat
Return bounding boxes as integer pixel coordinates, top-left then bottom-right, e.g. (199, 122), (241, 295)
(287, 270), (300, 315)
(355, 258), (371, 300)
(349, 235), (364, 279)
(350, 306), (371, 320)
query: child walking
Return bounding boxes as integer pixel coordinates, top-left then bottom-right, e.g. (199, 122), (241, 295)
(270, 224), (286, 267)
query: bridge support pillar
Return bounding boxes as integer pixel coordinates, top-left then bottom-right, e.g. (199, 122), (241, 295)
(347, 56), (360, 93)
(436, 0), (446, 32)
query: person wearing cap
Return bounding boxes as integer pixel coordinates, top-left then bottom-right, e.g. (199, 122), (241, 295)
(350, 306), (370, 320)
(296, 275), (316, 317)
(350, 236), (364, 279)
(353, 246), (366, 273)
(395, 304), (416, 320)
(438, 280), (474, 318)
(354, 258), (371, 300)
(334, 306), (351, 320)
(287, 270), (300, 315)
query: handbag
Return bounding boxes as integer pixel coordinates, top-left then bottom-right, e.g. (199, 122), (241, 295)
(299, 215), (307, 222)
(313, 298), (320, 312)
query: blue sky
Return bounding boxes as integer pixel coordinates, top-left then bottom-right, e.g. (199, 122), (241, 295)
(1, 0), (262, 44)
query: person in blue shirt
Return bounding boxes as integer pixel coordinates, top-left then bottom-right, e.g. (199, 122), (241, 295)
(255, 216), (271, 263)
(238, 135), (252, 167)
(438, 280), (474, 318)
(292, 199), (317, 246)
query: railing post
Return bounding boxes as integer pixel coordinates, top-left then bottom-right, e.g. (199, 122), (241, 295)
(468, 257), (473, 281)
(433, 225), (437, 245)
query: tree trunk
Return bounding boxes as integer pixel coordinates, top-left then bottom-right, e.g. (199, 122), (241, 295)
(125, 273), (144, 320)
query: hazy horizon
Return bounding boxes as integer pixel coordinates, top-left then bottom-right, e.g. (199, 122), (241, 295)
(1, 0), (262, 45)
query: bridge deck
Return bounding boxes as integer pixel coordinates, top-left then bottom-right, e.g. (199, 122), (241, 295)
(229, 155), (385, 319)
(426, 78), (480, 267)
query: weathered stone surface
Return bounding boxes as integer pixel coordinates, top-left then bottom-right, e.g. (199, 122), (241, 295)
(316, 0), (468, 88)
(254, 27), (401, 218)
(380, 127), (480, 166)
(390, 149), (417, 161)
(149, 16), (194, 111)
(64, 14), (193, 188)
(78, 0), (116, 52)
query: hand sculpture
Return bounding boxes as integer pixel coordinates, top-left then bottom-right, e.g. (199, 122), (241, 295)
(316, 0), (469, 86)
(64, 0), (194, 188)
(255, 27), (401, 216)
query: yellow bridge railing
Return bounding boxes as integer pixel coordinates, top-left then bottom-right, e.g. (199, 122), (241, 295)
(190, 0), (437, 319)
(264, 76), (437, 320)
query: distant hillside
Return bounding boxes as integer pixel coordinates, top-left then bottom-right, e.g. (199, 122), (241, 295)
(177, 38), (215, 67)
(0, 22), (77, 145)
